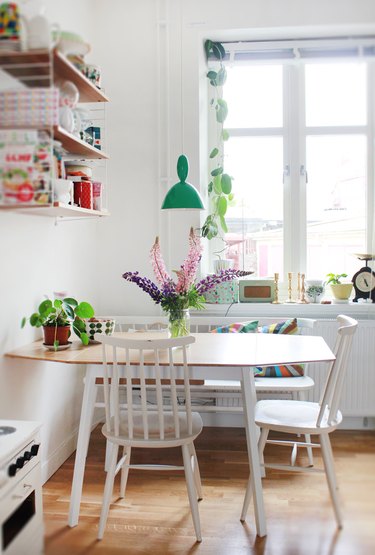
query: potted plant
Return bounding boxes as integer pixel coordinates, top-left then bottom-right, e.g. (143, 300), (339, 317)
(22, 297), (95, 349)
(326, 273), (353, 301)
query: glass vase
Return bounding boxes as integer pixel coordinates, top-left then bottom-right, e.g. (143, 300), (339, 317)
(168, 308), (190, 338)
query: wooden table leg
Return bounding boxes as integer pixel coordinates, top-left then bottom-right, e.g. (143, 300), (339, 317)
(240, 367), (267, 537)
(68, 366), (98, 527)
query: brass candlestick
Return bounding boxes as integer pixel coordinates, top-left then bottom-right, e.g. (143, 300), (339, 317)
(272, 272), (281, 304)
(298, 273), (308, 304)
(284, 272), (296, 303)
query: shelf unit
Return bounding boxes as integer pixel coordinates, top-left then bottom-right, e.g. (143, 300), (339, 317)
(0, 48), (110, 217)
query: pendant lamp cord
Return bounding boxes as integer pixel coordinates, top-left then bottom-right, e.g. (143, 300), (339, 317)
(180, 0), (184, 155)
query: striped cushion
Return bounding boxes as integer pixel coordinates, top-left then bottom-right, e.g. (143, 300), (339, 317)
(253, 364), (304, 377)
(211, 320), (259, 333)
(258, 317), (298, 335)
(256, 318), (304, 377)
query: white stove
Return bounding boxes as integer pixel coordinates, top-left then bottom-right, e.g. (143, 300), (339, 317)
(0, 420), (44, 555)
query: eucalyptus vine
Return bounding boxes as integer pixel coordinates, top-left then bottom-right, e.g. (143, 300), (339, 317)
(201, 40), (235, 240)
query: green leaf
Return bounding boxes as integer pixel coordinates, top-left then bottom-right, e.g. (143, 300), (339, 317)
(39, 300), (52, 315)
(74, 317), (86, 332)
(217, 195), (227, 216)
(29, 313), (39, 326)
(54, 299), (62, 308)
(204, 39), (212, 60)
(208, 181), (213, 193)
(21, 317), (27, 328)
(80, 332), (89, 346)
(219, 214), (228, 233)
(207, 70), (217, 80)
(228, 192), (234, 201)
(211, 166), (223, 177)
(213, 174), (222, 194)
(222, 129), (230, 141)
(221, 174), (232, 194)
(53, 340), (59, 350)
(216, 99), (228, 123)
(64, 304), (74, 319)
(64, 297), (78, 307)
(75, 302), (94, 319)
(209, 147), (219, 159)
(212, 42), (226, 61)
(216, 67), (227, 86)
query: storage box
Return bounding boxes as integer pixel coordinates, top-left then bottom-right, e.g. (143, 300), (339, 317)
(203, 278), (239, 304)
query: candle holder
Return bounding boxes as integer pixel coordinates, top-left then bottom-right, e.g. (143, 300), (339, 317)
(284, 272), (297, 303)
(298, 273), (309, 304)
(272, 272), (281, 304)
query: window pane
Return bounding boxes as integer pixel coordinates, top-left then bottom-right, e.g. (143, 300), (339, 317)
(224, 65), (283, 128)
(305, 62), (366, 126)
(306, 135), (366, 280)
(223, 136), (283, 276)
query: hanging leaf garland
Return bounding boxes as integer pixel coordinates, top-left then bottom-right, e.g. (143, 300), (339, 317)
(201, 39), (235, 241)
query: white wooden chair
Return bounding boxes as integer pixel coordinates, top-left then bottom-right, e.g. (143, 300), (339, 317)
(240, 315), (358, 528)
(97, 334), (203, 542)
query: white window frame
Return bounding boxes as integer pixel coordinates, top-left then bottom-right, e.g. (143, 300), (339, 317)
(209, 38), (375, 281)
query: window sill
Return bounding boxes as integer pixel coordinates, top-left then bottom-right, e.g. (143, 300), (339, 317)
(192, 302), (375, 320)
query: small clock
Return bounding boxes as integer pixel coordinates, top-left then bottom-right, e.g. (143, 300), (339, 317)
(352, 254), (375, 303)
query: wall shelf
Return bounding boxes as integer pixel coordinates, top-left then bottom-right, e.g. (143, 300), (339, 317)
(53, 126), (109, 159)
(0, 49), (109, 103)
(0, 202), (109, 218)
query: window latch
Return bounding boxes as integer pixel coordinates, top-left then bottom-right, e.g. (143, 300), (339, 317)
(300, 164), (308, 183)
(283, 165), (290, 183)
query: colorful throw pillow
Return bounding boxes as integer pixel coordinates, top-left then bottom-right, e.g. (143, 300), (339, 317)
(256, 318), (304, 377)
(211, 320), (259, 333)
(258, 317), (298, 335)
(253, 364), (304, 377)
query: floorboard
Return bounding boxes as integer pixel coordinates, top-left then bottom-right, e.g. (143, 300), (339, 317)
(43, 426), (375, 554)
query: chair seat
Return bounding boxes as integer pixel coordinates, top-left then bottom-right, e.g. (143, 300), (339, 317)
(255, 399), (343, 434)
(254, 375), (314, 391)
(102, 411), (203, 447)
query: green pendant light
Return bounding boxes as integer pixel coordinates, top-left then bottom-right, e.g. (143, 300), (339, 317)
(161, 154), (205, 210)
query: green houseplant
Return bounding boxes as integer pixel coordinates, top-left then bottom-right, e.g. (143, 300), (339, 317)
(22, 297), (95, 349)
(326, 273), (353, 301)
(201, 40), (235, 241)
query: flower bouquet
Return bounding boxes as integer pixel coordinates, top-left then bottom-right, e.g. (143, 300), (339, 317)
(122, 228), (252, 337)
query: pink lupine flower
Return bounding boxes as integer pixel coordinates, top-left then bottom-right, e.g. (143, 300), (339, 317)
(150, 236), (171, 286)
(176, 228), (203, 293)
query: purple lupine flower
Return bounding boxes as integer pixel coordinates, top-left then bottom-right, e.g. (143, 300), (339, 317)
(122, 271), (163, 303)
(196, 269), (253, 294)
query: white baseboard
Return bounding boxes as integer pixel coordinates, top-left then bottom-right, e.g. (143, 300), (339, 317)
(41, 416), (103, 485)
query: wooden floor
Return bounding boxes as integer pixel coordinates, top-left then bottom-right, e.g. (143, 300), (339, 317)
(43, 426), (375, 555)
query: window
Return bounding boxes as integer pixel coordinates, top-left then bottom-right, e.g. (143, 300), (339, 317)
(212, 38), (375, 283)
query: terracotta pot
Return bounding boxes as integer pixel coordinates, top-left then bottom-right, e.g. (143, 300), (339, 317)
(43, 325), (71, 346)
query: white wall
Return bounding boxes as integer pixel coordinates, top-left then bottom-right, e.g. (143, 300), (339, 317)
(2, 0), (375, 479)
(0, 0), (99, 481)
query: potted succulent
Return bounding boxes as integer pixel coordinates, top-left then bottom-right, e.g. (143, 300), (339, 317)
(326, 273), (353, 301)
(22, 297), (95, 349)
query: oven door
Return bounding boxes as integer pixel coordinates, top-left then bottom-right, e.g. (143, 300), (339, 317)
(0, 463), (43, 555)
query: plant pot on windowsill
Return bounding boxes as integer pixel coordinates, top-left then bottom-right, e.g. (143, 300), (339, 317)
(330, 283), (353, 301)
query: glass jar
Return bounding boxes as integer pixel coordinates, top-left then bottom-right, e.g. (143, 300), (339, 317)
(168, 308), (190, 338)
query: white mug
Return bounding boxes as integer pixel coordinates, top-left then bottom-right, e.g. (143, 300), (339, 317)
(53, 179), (73, 204)
(26, 15), (60, 50)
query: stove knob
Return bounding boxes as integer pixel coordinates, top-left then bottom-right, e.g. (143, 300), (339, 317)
(23, 451), (32, 461)
(8, 463), (17, 477)
(30, 444), (40, 456)
(16, 457), (25, 469)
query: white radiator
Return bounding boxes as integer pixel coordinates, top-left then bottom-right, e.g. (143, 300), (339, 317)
(309, 320), (375, 417)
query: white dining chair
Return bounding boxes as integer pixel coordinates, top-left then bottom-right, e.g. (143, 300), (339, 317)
(240, 314), (358, 528)
(97, 334), (203, 543)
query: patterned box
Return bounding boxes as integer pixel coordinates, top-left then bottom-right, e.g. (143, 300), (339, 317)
(203, 278), (239, 304)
